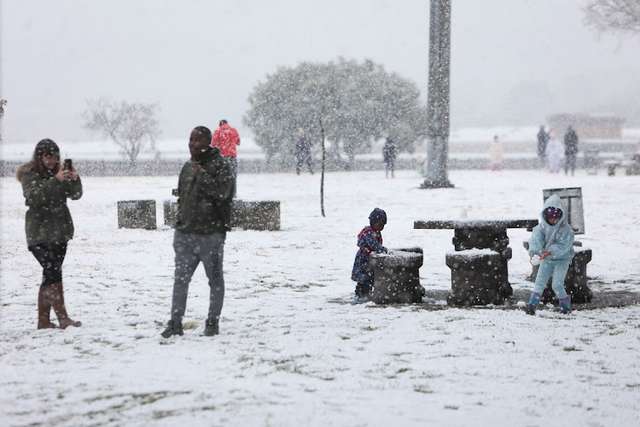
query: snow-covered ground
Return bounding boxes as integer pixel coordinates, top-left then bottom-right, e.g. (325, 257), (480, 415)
(1, 169), (639, 426)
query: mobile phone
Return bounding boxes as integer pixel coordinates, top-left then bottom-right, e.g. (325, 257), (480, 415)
(63, 159), (73, 171)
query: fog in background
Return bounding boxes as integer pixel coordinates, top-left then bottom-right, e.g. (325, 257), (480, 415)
(1, 0), (639, 144)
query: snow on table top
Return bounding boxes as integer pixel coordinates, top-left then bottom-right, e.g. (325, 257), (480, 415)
(446, 248), (499, 258)
(414, 219), (538, 229)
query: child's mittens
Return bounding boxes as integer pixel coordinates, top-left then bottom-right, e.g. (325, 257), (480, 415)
(530, 254), (541, 266)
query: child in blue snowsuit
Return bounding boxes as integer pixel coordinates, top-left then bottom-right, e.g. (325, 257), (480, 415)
(351, 208), (388, 301)
(526, 194), (574, 314)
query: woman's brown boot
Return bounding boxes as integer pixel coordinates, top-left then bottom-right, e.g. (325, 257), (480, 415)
(49, 282), (81, 329)
(37, 285), (57, 329)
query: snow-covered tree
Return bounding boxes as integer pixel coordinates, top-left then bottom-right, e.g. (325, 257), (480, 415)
(84, 98), (160, 165)
(244, 58), (426, 168)
(584, 0), (640, 36)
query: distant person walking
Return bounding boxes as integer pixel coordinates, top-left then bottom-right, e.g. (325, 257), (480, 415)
(294, 130), (313, 175)
(382, 137), (397, 178)
(211, 119), (241, 177)
(488, 134), (503, 171)
(536, 125), (549, 167)
(17, 139), (83, 330)
(546, 131), (564, 174)
(564, 126), (579, 176)
(162, 126), (235, 338)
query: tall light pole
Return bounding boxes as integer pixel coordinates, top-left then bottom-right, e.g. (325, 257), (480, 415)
(421, 0), (454, 188)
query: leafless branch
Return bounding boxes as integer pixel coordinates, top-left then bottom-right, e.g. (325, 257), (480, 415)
(84, 98), (160, 164)
(584, 0), (640, 36)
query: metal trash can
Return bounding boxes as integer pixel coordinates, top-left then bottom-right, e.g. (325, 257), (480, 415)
(542, 187), (584, 234)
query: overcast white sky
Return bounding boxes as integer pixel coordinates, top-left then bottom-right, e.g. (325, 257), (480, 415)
(1, 0), (639, 143)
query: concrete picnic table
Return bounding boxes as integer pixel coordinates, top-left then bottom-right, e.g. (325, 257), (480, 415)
(413, 218), (538, 305)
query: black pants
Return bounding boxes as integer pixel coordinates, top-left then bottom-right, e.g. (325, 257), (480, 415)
(296, 156), (313, 174)
(28, 243), (67, 287)
(565, 154), (577, 175)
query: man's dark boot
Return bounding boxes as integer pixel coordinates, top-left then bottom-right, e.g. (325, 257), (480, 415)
(37, 285), (57, 329)
(161, 319), (184, 338)
(48, 283), (81, 329)
(204, 318), (219, 336)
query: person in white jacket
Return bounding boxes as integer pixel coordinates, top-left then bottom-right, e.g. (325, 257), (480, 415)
(488, 135), (503, 171)
(546, 131), (564, 173)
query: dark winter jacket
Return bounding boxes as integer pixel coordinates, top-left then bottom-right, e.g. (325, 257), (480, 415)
(175, 147), (234, 234)
(351, 226), (387, 283)
(564, 129), (579, 156)
(295, 136), (311, 160)
(383, 138), (397, 163)
(537, 129), (549, 157)
(19, 166), (83, 246)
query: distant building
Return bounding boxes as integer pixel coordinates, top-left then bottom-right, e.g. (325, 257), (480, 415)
(547, 113), (625, 139)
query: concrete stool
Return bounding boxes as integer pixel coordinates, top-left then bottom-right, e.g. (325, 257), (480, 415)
(541, 248), (593, 304)
(231, 200), (280, 231)
(445, 249), (508, 306)
(370, 247), (424, 304)
(163, 200), (178, 227)
(117, 200), (156, 230)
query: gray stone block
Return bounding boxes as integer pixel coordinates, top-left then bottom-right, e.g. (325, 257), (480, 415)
(370, 247), (424, 304)
(164, 200), (178, 227)
(541, 248), (593, 304)
(163, 199), (281, 231)
(445, 249), (508, 306)
(231, 200), (280, 231)
(117, 200), (157, 230)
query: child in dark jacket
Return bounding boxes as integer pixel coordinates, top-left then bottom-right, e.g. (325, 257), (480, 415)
(351, 208), (388, 302)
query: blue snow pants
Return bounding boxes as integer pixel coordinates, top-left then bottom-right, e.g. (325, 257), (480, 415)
(533, 259), (570, 299)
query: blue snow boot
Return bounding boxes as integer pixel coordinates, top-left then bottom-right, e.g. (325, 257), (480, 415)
(559, 296), (572, 314)
(525, 292), (541, 315)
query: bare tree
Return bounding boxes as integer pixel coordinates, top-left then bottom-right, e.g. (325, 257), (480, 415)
(584, 0), (640, 36)
(84, 98), (160, 165)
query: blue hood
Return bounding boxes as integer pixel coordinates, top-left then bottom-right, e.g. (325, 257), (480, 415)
(528, 193), (574, 261)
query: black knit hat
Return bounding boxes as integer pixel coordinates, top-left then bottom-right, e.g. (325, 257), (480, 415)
(35, 139), (60, 156)
(368, 208), (387, 226)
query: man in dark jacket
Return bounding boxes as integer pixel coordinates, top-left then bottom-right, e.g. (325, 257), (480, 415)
(382, 137), (397, 178)
(294, 130), (313, 175)
(536, 125), (549, 167)
(564, 126), (579, 176)
(162, 126), (235, 338)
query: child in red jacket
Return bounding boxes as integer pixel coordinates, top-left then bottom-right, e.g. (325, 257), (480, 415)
(351, 208), (388, 302)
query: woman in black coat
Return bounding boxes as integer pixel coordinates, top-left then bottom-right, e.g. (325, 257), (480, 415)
(17, 139), (83, 329)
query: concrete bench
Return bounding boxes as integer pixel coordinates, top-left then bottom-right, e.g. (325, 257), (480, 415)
(523, 240), (581, 281)
(231, 200), (280, 231)
(163, 200), (178, 227)
(523, 242), (593, 303)
(163, 199), (280, 231)
(605, 160), (637, 176)
(117, 200), (157, 230)
(445, 249), (509, 306)
(540, 248), (593, 304)
(369, 247), (425, 304)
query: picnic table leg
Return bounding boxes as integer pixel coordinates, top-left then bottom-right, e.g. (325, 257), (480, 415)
(453, 228), (509, 252)
(497, 248), (513, 298)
